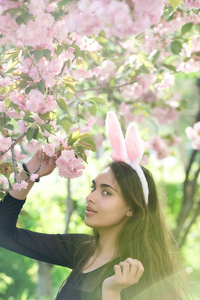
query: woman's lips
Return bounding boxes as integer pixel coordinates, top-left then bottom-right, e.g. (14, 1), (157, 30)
(85, 206), (97, 215)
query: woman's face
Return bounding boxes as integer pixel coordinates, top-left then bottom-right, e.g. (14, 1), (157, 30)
(85, 167), (132, 231)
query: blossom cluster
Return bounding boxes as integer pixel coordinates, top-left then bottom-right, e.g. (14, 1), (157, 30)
(186, 122), (200, 150)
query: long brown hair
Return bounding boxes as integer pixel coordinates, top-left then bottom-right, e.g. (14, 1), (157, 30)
(57, 161), (190, 299)
(108, 161), (189, 299)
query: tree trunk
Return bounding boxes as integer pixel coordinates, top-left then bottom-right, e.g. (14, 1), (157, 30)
(174, 79), (200, 247)
(37, 261), (52, 300)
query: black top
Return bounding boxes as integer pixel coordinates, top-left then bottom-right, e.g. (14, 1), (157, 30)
(0, 193), (136, 300)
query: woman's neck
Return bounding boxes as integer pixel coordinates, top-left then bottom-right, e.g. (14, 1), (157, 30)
(96, 227), (120, 259)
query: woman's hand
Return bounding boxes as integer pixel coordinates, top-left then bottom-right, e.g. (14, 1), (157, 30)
(102, 258), (144, 300)
(26, 148), (56, 178)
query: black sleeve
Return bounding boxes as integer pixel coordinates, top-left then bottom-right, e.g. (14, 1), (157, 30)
(0, 193), (91, 269)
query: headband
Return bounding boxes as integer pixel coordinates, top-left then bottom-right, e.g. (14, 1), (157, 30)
(105, 111), (149, 204)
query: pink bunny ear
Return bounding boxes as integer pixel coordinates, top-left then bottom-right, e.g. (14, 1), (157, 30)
(106, 111), (127, 162)
(125, 123), (144, 164)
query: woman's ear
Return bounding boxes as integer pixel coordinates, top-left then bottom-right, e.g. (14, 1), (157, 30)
(126, 209), (132, 217)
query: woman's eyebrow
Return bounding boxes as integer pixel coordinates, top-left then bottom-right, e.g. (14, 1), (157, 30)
(92, 180), (118, 193)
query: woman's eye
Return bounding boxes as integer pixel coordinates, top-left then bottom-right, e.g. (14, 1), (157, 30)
(103, 190), (111, 196)
(91, 186), (95, 192)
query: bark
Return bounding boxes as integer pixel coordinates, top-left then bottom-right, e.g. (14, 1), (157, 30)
(174, 79), (200, 246)
(64, 179), (74, 234)
(37, 261), (53, 300)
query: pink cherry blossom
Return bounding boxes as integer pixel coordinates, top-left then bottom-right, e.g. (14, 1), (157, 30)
(0, 136), (12, 152)
(0, 101), (6, 113)
(44, 143), (56, 157)
(30, 174), (39, 182)
(177, 59), (200, 73)
(154, 74), (174, 91)
(17, 120), (28, 134)
(6, 108), (19, 118)
(64, 47), (75, 61)
(185, 0), (200, 9)
(12, 180), (28, 191)
(96, 60), (115, 85)
(26, 89), (46, 113)
(149, 136), (171, 159)
(0, 176), (8, 189)
(72, 69), (93, 80)
(0, 76), (12, 87)
(151, 107), (179, 124)
(56, 150), (85, 179)
(186, 122), (200, 150)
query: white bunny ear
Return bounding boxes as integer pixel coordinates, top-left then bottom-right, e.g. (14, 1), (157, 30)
(125, 123), (144, 164)
(106, 111), (127, 162)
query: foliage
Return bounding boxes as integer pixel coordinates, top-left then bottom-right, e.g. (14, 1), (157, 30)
(0, 0), (200, 195)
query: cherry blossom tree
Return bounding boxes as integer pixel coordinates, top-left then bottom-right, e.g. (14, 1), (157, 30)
(0, 0), (200, 238)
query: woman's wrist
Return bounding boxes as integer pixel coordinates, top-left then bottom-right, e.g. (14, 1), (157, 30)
(102, 285), (121, 300)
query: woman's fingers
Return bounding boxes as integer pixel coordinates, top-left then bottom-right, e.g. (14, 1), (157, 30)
(114, 258), (144, 285)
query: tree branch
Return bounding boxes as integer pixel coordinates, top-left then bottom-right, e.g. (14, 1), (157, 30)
(0, 132), (26, 159)
(11, 146), (19, 183)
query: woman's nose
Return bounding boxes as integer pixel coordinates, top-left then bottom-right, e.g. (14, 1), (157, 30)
(86, 191), (96, 203)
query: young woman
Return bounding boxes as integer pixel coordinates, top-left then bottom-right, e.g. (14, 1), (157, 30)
(0, 112), (189, 299)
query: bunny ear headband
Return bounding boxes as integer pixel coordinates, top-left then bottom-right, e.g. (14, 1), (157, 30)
(106, 111), (149, 205)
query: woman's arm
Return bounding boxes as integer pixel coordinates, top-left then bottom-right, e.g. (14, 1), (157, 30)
(0, 148), (87, 268)
(102, 258), (144, 300)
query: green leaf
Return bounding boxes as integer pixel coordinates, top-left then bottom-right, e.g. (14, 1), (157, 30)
(49, 111), (56, 121)
(38, 112), (50, 122)
(87, 97), (105, 104)
(96, 30), (107, 44)
(3, 7), (22, 18)
(77, 140), (96, 152)
(34, 50), (44, 62)
(86, 101), (96, 116)
(26, 127), (34, 142)
(170, 40), (182, 55)
(168, 0), (181, 10)
(77, 133), (94, 142)
(4, 50), (20, 61)
(71, 45), (81, 57)
(5, 98), (10, 109)
(60, 117), (71, 133)
(181, 23), (193, 35)
(25, 86), (34, 94)
(87, 52), (100, 65)
(196, 23), (200, 32)
(64, 83), (75, 94)
(3, 124), (14, 131)
(75, 146), (87, 163)
(58, 0), (71, 8)
(33, 127), (39, 140)
(57, 98), (68, 113)
(23, 117), (35, 123)
(76, 59), (88, 70)
(163, 6), (174, 20)
(152, 50), (161, 64)
(162, 63), (177, 72)
(15, 80), (29, 90)
(43, 49), (51, 60)
(36, 81), (46, 93)
(4, 59), (19, 74)
(41, 124), (55, 134)
(68, 129), (80, 146)
(16, 12), (32, 25)
(55, 45), (63, 56)
(12, 71), (33, 81)
(66, 93), (74, 101)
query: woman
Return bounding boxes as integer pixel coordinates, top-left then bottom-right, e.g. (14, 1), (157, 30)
(0, 112), (189, 299)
